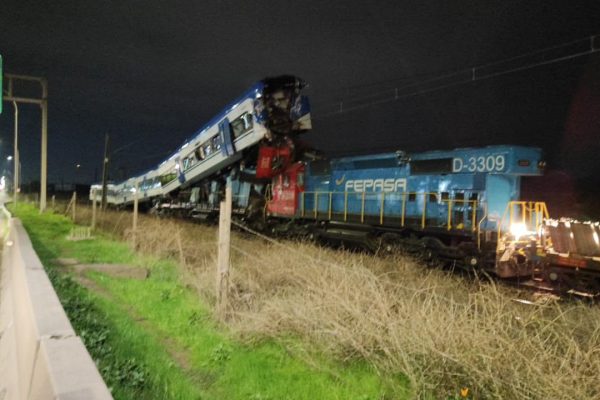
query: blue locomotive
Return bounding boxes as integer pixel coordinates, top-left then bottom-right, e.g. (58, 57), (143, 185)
(266, 145), (549, 277)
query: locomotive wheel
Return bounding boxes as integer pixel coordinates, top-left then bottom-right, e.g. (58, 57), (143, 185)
(378, 233), (402, 255)
(542, 267), (600, 296)
(306, 230), (321, 243)
(422, 249), (440, 268)
(463, 255), (479, 270)
(418, 237), (442, 267)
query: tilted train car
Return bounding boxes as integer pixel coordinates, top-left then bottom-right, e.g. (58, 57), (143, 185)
(266, 145), (551, 278)
(91, 75), (311, 213)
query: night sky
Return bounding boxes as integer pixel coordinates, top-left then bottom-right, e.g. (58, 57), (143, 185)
(1, 1), (599, 214)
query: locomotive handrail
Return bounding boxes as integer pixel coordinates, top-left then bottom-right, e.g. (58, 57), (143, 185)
(440, 199), (479, 232)
(299, 190), (479, 233)
(498, 201), (549, 240)
(361, 192), (366, 223)
(477, 203), (489, 250)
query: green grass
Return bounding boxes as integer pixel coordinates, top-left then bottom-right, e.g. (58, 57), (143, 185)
(11, 203), (405, 399)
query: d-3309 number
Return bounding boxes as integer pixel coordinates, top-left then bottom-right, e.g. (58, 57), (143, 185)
(452, 155), (505, 173)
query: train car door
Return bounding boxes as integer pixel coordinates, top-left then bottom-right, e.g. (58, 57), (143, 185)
(219, 118), (235, 156)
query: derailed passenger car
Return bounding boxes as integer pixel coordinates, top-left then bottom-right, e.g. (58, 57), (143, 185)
(90, 75), (311, 218)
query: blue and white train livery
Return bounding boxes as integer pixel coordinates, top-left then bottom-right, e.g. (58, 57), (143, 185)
(91, 75), (311, 212)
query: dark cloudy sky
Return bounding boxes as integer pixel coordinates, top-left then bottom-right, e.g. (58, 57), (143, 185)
(1, 0), (600, 210)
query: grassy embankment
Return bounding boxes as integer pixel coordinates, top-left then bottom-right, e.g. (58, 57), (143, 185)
(15, 200), (600, 399)
(67, 202), (600, 400)
(12, 203), (397, 400)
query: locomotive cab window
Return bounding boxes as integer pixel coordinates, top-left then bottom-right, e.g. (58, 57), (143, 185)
(429, 193), (437, 202)
(411, 158), (453, 175)
(441, 192), (449, 201)
(408, 193), (416, 202)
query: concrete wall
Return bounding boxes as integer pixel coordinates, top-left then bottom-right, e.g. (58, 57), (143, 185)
(0, 216), (112, 400)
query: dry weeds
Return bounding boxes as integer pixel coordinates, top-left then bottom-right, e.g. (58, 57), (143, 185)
(72, 203), (600, 399)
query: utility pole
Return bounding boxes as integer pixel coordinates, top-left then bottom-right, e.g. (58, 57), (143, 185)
(91, 188), (97, 230)
(2, 74), (48, 212)
(12, 101), (19, 205)
(132, 180), (139, 246)
(101, 134), (110, 210)
(40, 78), (48, 211)
(71, 191), (77, 222)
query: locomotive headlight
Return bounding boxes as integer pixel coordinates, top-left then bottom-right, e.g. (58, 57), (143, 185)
(509, 223), (529, 241)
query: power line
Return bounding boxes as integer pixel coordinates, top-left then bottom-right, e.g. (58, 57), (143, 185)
(313, 34), (599, 120)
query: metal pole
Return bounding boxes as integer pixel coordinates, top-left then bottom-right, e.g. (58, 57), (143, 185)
(12, 101), (19, 206)
(40, 79), (48, 212)
(91, 189), (97, 230)
(101, 134), (110, 209)
(3, 74), (48, 210)
(72, 191), (77, 222)
(132, 181), (139, 245)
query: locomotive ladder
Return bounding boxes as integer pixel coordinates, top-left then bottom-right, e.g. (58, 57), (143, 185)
(498, 201), (550, 240)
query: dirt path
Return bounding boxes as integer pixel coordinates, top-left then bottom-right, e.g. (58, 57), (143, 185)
(55, 259), (194, 372)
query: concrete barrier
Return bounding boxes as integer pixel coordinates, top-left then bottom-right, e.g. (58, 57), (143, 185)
(0, 216), (112, 400)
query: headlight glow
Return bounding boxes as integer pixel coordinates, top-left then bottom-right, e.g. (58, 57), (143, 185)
(509, 223), (531, 240)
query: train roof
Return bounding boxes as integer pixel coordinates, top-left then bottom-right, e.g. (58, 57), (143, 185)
(331, 145), (542, 165)
(94, 76), (305, 185)
(410, 145), (542, 160)
(160, 75), (306, 169)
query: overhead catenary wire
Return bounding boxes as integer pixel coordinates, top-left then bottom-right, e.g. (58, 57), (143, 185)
(312, 34), (599, 120)
(330, 35), (596, 95)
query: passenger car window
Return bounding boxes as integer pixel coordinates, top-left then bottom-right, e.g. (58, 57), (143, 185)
(212, 135), (222, 151)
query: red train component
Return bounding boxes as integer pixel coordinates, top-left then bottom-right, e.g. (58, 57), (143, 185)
(267, 163), (304, 217)
(256, 142), (294, 179)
